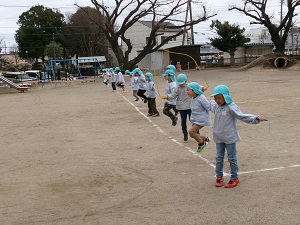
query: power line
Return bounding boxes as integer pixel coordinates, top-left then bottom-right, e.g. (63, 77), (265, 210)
(0, 4), (77, 9)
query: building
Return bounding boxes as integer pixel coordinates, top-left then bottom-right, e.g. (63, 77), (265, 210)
(122, 20), (185, 71)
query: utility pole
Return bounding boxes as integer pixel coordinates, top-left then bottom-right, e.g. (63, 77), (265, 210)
(280, 0), (284, 38)
(182, 3), (189, 45)
(188, 0), (194, 45)
(182, 0), (194, 45)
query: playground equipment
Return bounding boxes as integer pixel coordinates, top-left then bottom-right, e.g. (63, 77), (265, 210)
(0, 74), (29, 92)
(43, 57), (102, 88)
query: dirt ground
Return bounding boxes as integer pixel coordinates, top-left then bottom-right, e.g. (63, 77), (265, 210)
(0, 67), (299, 225)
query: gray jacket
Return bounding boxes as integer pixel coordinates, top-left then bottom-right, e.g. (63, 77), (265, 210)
(190, 94), (212, 126)
(210, 100), (259, 144)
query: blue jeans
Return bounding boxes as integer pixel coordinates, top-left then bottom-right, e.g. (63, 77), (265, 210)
(179, 109), (191, 135)
(215, 143), (238, 179)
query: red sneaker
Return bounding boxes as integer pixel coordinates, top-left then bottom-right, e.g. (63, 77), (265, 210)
(215, 177), (224, 187)
(225, 178), (239, 188)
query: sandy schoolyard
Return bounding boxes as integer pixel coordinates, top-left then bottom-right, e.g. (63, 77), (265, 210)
(0, 67), (299, 225)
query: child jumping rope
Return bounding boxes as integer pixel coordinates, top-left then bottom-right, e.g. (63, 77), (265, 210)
(162, 73), (194, 141)
(128, 70), (139, 102)
(162, 70), (178, 126)
(109, 68), (117, 91)
(210, 84), (267, 188)
(186, 82), (212, 152)
(134, 68), (148, 103)
(145, 72), (159, 117)
(115, 67), (125, 93)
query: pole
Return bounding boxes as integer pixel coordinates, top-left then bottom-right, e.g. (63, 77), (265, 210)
(182, 2), (189, 45)
(188, 0), (194, 45)
(280, 0), (283, 38)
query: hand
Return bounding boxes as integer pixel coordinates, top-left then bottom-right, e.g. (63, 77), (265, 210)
(161, 95), (168, 99)
(202, 86), (208, 92)
(256, 116), (268, 122)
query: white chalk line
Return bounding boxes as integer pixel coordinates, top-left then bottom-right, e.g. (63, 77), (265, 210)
(120, 94), (219, 172)
(238, 164), (300, 175)
(120, 93), (300, 177)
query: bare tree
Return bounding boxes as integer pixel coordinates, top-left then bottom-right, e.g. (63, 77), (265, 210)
(61, 7), (108, 57)
(10, 44), (20, 65)
(0, 37), (3, 53)
(229, 0), (300, 53)
(87, 0), (215, 69)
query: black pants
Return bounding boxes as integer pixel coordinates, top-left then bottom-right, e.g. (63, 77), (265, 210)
(111, 82), (116, 90)
(147, 98), (159, 114)
(163, 103), (178, 121)
(137, 89), (147, 99)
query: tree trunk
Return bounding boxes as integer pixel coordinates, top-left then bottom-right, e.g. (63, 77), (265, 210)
(230, 52), (235, 65)
(272, 37), (286, 53)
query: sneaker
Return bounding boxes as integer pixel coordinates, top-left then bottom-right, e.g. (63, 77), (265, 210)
(205, 137), (211, 143)
(152, 113), (160, 117)
(225, 178), (240, 188)
(172, 116), (178, 126)
(147, 113), (153, 116)
(215, 177), (224, 187)
(197, 142), (207, 153)
(184, 133), (188, 141)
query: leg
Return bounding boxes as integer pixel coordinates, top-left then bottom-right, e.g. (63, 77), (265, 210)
(172, 105), (179, 116)
(151, 98), (159, 116)
(179, 110), (188, 141)
(133, 90), (139, 101)
(137, 89), (147, 102)
(188, 124), (204, 144)
(137, 89), (143, 98)
(163, 103), (176, 121)
(149, 98), (158, 114)
(226, 143), (238, 179)
(141, 90), (147, 103)
(111, 82), (116, 90)
(215, 143), (226, 178)
(147, 99), (152, 115)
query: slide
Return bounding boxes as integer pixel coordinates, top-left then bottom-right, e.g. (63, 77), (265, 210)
(0, 74), (29, 92)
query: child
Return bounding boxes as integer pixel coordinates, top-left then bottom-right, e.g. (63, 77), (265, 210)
(162, 74), (207, 141)
(145, 72), (159, 117)
(166, 64), (176, 72)
(134, 68), (148, 103)
(162, 69), (179, 126)
(128, 70), (139, 101)
(102, 68), (109, 87)
(109, 68), (117, 91)
(210, 84), (266, 188)
(166, 64), (176, 82)
(115, 67), (125, 93)
(161, 73), (191, 141)
(186, 82), (212, 152)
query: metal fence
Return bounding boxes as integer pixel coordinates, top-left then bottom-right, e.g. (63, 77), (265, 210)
(201, 56), (260, 67)
(179, 56), (260, 70)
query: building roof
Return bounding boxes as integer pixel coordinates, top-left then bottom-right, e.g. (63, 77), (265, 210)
(139, 20), (182, 32)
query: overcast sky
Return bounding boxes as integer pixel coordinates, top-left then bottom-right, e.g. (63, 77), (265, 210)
(0, 0), (295, 52)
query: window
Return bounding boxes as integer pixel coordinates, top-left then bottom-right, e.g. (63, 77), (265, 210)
(146, 37), (150, 44)
(161, 36), (176, 44)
